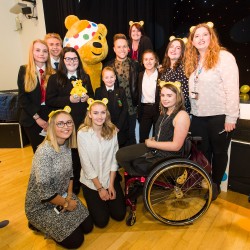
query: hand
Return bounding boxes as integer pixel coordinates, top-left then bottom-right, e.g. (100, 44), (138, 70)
(108, 185), (116, 200)
(36, 118), (48, 129)
(224, 123), (236, 132)
(80, 94), (89, 103)
(145, 137), (155, 147)
(70, 95), (81, 103)
(98, 188), (110, 201)
(64, 199), (77, 212)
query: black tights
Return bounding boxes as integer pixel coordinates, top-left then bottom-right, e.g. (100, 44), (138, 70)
(56, 215), (93, 249)
(190, 115), (232, 186)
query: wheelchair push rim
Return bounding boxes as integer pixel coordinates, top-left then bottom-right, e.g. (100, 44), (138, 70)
(143, 158), (213, 226)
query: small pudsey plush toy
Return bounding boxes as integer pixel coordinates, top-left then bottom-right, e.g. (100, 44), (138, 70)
(63, 15), (108, 91)
(70, 79), (88, 98)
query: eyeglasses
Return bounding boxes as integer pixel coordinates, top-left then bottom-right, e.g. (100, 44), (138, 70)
(56, 120), (74, 128)
(64, 57), (79, 63)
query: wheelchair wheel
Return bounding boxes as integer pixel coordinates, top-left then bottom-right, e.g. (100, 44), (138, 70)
(143, 159), (212, 226)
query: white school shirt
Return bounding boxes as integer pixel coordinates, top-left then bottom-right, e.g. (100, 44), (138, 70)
(141, 69), (158, 103)
(78, 128), (119, 190)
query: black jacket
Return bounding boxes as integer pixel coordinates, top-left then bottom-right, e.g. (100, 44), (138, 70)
(95, 85), (129, 146)
(128, 35), (153, 64)
(17, 65), (50, 127)
(46, 73), (94, 130)
(137, 70), (160, 122)
(105, 58), (139, 107)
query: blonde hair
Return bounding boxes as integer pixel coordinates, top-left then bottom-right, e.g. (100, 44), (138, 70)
(184, 23), (221, 77)
(102, 66), (116, 77)
(78, 102), (116, 140)
(24, 39), (54, 92)
(44, 111), (77, 152)
(113, 33), (128, 45)
(44, 33), (62, 45)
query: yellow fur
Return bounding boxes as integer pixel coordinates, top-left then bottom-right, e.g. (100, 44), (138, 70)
(64, 15), (108, 91)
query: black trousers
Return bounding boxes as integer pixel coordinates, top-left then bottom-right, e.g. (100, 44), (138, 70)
(56, 215), (93, 249)
(128, 113), (137, 145)
(139, 104), (159, 143)
(190, 115), (232, 186)
(23, 123), (45, 153)
(71, 148), (82, 192)
(81, 175), (126, 228)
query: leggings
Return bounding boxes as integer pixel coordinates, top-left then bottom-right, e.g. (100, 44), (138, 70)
(190, 115), (232, 186)
(81, 175), (126, 228)
(56, 215), (93, 249)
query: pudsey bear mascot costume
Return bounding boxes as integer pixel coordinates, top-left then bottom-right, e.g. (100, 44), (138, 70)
(63, 15), (108, 91)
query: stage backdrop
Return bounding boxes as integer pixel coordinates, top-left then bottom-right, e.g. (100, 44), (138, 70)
(42, 0), (250, 85)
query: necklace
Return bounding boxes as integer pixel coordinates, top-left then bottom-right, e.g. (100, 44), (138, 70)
(156, 114), (171, 141)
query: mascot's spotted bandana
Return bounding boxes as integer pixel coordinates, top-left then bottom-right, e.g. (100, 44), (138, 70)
(63, 21), (98, 49)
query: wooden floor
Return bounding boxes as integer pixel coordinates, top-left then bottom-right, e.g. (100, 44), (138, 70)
(1, 146), (250, 250)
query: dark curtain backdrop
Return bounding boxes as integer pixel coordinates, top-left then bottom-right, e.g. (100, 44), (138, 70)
(42, 0), (250, 84)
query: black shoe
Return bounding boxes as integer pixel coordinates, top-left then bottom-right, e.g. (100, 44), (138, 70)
(28, 222), (40, 232)
(211, 183), (221, 201)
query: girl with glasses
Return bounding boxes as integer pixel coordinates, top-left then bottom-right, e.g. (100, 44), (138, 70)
(25, 107), (93, 249)
(46, 47), (94, 195)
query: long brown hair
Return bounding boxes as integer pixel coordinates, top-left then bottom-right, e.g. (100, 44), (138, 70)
(160, 84), (185, 115)
(184, 23), (222, 77)
(24, 39), (54, 92)
(161, 38), (185, 73)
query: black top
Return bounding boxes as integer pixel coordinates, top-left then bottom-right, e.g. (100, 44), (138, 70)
(17, 65), (50, 127)
(159, 64), (191, 113)
(95, 85), (129, 146)
(154, 112), (184, 158)
(46, 73), (94, 130)
(128, 35), (153, 65)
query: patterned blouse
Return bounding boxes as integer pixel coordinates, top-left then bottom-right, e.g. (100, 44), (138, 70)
(114, 58), (137, 115)
(25, 141), (89, 242)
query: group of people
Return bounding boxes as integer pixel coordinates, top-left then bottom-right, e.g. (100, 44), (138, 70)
(20, 21), (239, 249)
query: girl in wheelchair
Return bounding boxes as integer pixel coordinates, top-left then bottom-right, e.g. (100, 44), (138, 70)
(116, 81), (190, 174)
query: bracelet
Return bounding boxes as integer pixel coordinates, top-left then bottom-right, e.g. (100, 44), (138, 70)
(63, 199), (69, 209)
(33, 113), (40, 120)
(97, 186), (103, 192)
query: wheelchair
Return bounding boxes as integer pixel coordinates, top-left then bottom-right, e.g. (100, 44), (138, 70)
(123, 136), (213, 226)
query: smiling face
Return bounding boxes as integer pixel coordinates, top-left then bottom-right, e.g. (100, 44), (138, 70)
(192, 27), (211, 53)
(113, 38), (129, 61)
(142, 52), (157, 71)
(54, 113), (74, 145)
(33, 42), (49, 67)
(102, 69), (116, 88)
(160, 86), (177, 111)
(64, 51), (79, 74)
(89, 103), (107, 127)
(130, 25), (142, 42)
(46, 37), (62, 60)
(167, 40), (182, 62)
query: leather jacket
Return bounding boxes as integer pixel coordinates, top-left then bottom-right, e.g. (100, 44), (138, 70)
(105, 58), (139, 106)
